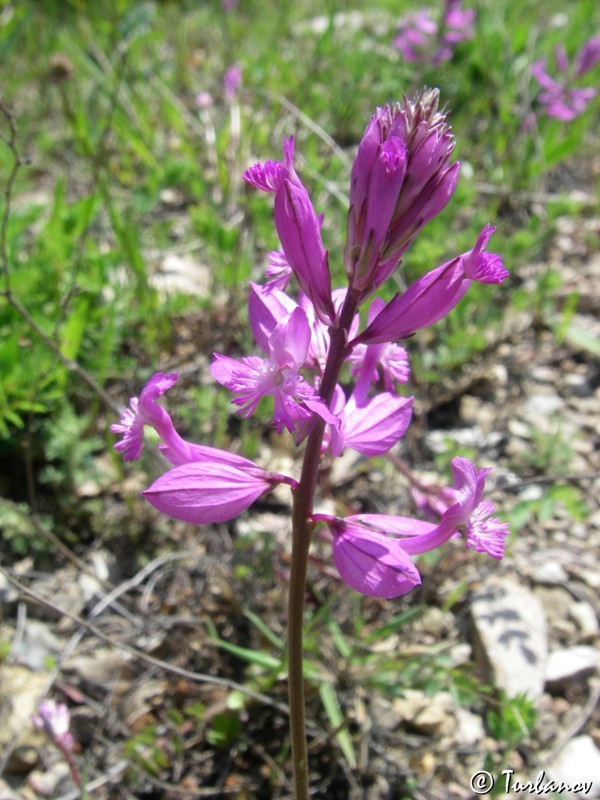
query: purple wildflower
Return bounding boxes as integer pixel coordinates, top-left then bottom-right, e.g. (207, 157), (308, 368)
(393, 1), (475, 65)
(111, 373), (297, 523)
(211, 307), (337, 434)
(533, 37), (600, 121)
(195, 91), (213, 109)
(315, 457), (510, 597)
(354, 224), (508, 345)
(327, 388), (414, 457)
(265, 249), (292, 289)
(143, 461), (283, 524)
(32, 700), (75, 753)
(393, 10), (438, 63)
(349, 297), (410, 403)
(223, 64), (242, 100)
(244, 136), (335, 324)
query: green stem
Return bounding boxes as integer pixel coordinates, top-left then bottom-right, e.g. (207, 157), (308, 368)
(287, 291), (359, 799)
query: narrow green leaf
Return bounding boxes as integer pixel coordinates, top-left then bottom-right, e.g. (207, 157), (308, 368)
(327, 618), (352, 660)
(205, 619), (282, 671)
(319, 682), (356, 769)
(244, 609), (285, 651)
(364, 606), (422, 644)
(563, 324), (600, 358)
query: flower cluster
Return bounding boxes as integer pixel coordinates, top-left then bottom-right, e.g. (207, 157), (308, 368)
(112, 90), (510, 598)
(532, 36), (600, 121)
(33, 700), (75, 753)
(393, 0), (475, 65)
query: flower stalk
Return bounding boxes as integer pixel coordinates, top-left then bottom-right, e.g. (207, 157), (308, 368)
(287, 291), (359, 796)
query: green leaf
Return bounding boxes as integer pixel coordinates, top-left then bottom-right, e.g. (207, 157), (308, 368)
(60, 295), (90, 362)
(319, 682), (356, 769)
(244, 609), (285, 651)
(363, 607), (422, 644)
(206, 711), (241, 748)
(563, 324), (600, 358)
(205, 619), (282, 671)
(327, 618), (352, 660)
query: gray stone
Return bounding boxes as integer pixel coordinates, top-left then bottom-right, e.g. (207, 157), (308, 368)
(455, 708), (486, 746)
(529, 560), (569, 585)
(150, 253), (211, 299)
(548, 735), (600, 798)
(392, 690), (455, 736)
(563, 372), (593, 397)
(470, 577), (547, 701)
(0, 779), (24, 800)
(545, 646), (600, 686)
(569, 602), (600, 640)
(370, 696), (402, 730)
(522, 392), (564, 424)
(10, 619), (63, 671)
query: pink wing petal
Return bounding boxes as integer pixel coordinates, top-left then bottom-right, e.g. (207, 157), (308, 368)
(332, 524), (422, 598)
(142, 462), (273, 524)
(342, 393), (413, 456)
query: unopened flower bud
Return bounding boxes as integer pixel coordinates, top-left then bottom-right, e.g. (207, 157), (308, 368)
(345, 90), (458, 296)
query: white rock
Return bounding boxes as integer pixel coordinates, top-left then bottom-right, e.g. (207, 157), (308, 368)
(545, 646), (600, 685)
(10, 619), (63, 671)
(370, 696), (401, 730)
(0, 571), (18, 605)
(0, 778), (23, 800)
(150, 253), (211, 298)
(470, 578), (547, 700)
(529, 560), (569, 585)
(569, 602), (600, 639)
(522, 393), (564, 428)
(455, 707), (486, 746)
(0, 665), (48, 768)
(392, 690), (455, 736)
(548, 735), (600, 798)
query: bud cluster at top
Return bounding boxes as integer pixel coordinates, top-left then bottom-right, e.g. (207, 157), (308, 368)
(345, 90), (459, 297)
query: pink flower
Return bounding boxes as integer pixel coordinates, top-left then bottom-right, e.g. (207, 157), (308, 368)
(223, 64), (242, 100)
(574, 36), (600, 76)
(111, 373), (268, 471)
(314, 457), (510, 597)
(211, 307), (338, 434)
(327, 389), (414, 457)
(244, 136), (335, 324)
(143, 461), (283, 524)
(393, 2), (475, 65)
(393, 10), (437, 63)
(195, 91), (213, 109)
(441, 0), (475, 50)
(354, 224), (508, 345)
(33, 700), (74, 752)
(349, 297), (410, 403)
(331, 521), (422, 598)
(111, 373), (297, 523)
(299, 288), (359, 374)
(111, 372), (182, 463)
(533, 37), (600, 121)
(247, 281), (299, 356)
(265, 249), (292, 289)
